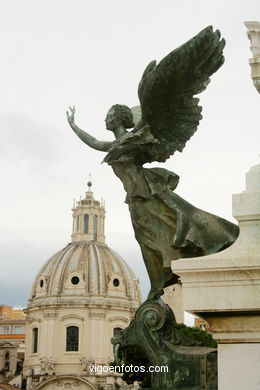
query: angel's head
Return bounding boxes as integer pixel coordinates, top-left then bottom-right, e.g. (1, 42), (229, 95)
(105, 104), (134, 133)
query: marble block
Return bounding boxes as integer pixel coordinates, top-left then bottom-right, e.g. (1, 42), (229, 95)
(172, 163), (260, 389)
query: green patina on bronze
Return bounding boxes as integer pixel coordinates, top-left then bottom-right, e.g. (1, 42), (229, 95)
(67, 26), (238, 389)
(112, 298), (218, 389)
(67, 26), (238, 300)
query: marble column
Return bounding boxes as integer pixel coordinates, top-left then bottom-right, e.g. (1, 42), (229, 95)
(172, 164), (260, 390)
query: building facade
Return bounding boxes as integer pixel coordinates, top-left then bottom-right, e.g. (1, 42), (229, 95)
(0, 306), (25, 382)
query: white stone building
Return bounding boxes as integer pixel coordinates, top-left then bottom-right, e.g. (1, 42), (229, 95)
(245, 21), (260, 93)
(23, 182), (141, 390)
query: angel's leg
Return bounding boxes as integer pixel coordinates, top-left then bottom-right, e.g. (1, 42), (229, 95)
(140, 245), (178, 301)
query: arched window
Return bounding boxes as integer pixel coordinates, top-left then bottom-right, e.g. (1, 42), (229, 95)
(93, 215), (98, 241)
(4, 351), (10, 372)
(77, 215), (80, 231)
(66, 326), (79, 351)
(83, 214), (89, 234)
(113, 327), (123, 337)
(32, 328), (38, 353)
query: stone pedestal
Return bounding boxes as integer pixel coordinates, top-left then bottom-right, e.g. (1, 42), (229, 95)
(163, 280), (184, 324)
(245, 21), (260, 93)
(172, 164), (260, 390)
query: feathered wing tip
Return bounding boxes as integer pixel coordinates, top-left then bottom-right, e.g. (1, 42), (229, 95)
(132, 25), (226, 164)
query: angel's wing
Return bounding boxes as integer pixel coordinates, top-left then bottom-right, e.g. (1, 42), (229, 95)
(133, 26), (225, 164)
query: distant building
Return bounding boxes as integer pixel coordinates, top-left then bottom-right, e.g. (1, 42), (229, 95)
(0, 307), (25, 321)
(194, 317), (212, 332)
(23, 182), (141, 390)
(0, 306), (25, 383)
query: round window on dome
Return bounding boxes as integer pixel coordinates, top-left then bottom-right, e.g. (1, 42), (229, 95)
(39, 279), (44, 288)
(113, 278), (120, 287)
(71, 276), (80, 285)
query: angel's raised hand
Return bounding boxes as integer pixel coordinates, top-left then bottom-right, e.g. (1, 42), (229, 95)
(66, 106), (76, 124)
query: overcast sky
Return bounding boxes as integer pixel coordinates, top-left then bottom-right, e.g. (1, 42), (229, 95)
(0, 1), (259, 314)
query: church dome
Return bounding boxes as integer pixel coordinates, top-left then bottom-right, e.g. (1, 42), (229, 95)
(28, 183), (141, 309)
(24, 182), (142, 390)
(29, 241), (140, 307)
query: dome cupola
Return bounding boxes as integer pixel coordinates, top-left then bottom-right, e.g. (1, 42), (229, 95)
(27, 182), (141, 306)
(71, 180), (105, 243)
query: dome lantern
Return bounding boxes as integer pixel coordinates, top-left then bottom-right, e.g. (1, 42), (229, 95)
(71, 181), (105, 243)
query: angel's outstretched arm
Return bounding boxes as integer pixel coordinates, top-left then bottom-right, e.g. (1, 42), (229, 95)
(66, 106), (113, 152)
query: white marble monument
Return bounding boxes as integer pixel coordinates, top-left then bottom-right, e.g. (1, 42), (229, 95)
(172, 163), (260, 390)
(245, 21), (260, 93)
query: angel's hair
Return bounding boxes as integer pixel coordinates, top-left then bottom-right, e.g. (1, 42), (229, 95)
(108, 104), (134, 129)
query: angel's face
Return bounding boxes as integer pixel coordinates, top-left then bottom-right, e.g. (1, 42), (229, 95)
(105, 108), (118, 132)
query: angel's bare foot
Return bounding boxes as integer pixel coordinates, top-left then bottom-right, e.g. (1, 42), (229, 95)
(147, 288), (164, 301)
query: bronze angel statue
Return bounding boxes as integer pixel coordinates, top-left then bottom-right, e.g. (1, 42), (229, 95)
(67, 26), (239, 300)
